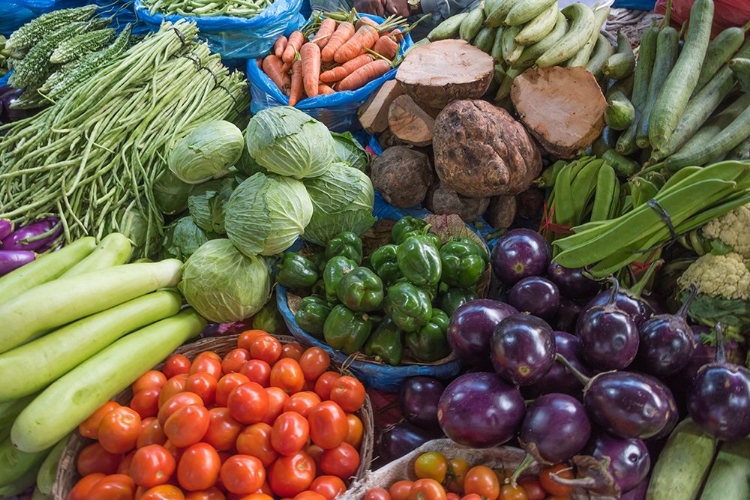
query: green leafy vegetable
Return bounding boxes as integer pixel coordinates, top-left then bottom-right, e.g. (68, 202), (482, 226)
(159, 216), (214, 261)
(152, 168), (194, 215)
(331, 132), (369, 172)
(187, 177), (236, 235)
(168, 120), (244, 184)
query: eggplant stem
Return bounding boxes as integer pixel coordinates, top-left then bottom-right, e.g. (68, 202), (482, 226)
(715, 323), (726, 364)
(549, 472), (595, 489)
(677, 282), (699, 319)
(509, 453), (536, 488)
(606, 276), (620, 306)
(555, 354), (591, 385)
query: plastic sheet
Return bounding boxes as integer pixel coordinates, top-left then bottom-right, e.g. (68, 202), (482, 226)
(247, 14), (413, 132)
(134, 0), (304, 60)
(0, 0), (88, 36)
(654, 0), (750, 38)
(87, 0), (149, 35)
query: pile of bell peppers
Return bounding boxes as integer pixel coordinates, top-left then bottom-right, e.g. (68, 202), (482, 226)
(276, 219), (489, 366)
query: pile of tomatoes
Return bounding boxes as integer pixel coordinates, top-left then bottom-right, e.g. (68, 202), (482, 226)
(67, 330), (369, 500)
(364, 452), (577, 500)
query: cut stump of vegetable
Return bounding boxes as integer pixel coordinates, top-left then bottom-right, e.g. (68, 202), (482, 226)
(395, 39), (494, 111)
(387, 94), (435, 147)
(358, 79), (405, 134)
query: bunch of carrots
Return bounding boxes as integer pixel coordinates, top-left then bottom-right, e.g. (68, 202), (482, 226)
(258, 11), (415, 106)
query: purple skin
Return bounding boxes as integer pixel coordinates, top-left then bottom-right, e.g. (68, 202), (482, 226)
(0, 250), (36, 275)
(551, 297), (582, 333)
(446, 299), (518, 368)
(490, 313), (556, 386)
(619, 475), (649, 500)
(546, 262), (601, 300)
(373, 421), (443, 469)
(437, 372), (526, 448)
(582, 285), (654, 327)
(687, 324), (750, 440)
(518, 393), (591, 464)
(508, 276), (560, 320)
(399, 376), (445, 431)
(0, 219), (13, 242)
(491, 228), (551, 286)
(1, 217), (62, 251)
(532, 331), (592, 398)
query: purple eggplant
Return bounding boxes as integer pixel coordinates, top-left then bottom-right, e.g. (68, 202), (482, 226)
(490, 313), (556, 386)
(0, 250), (36, 275)
(447, 299), (518, 368)
(373, 421), (443, 469)
(581, 262), (660, 327)
(0, 219), (13, 242)
(399, 376), (445, 431)
(552, 297), (582, 333)
(533, 331), (592, 397)
(491, 228), (551, 286)
(687, 323), (750, 440)
(575, 277), (640, 371)
(508, 276), (560, 320)
(437, 371), (525, 448)
(1, 217), (62, 252)
(547, 262), (601, 300)
(635, 284), (698, 377)
(518, 393), (591, 464)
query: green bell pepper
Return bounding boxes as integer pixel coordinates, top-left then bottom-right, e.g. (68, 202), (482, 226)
(384, 281), (433, 333)
(323, 304), (373, 355)
(391, 216), (428, 245)
(295, 296), (332, 338)
(396, 235), (442, 288)
(405, 308), (451, 362)
(439, 287), (480, 316)
(276, 252), (320, 289)
(335, 266), (384, 312)
(369, 244), (403, 285)
(325, 231), (364, 265)
(364, 318), (404, 366)
(405, 229), (442, 250)
(322, 256), (358, 303)
(439, 238), (488, 289)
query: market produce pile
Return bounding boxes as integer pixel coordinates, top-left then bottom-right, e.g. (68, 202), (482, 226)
(2, 0), (750, 499)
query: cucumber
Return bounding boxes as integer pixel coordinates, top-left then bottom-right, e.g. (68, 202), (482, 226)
(513, 1), (559, 46)
(473, 26), (497, 53)
(504, 0), (557, 27)
(484, 0), (517, 28)
(567, 3), (610, 69)
(0, 393), (38, 429)
(60, 232), (133, 278)
(501, 25), (523, 65)
(0, 435), (49, 487)
(35, 435), (68, 496)
(730, 56), (750, 92)
(0, 258), (183, 355)
(0, 454), (46, 497)
(11, 308), (206, 453)
(536, 2), (595, 68)
(584, 33), (615, 77)
(692, 25), (746, 96)
(459, 5), (486, 42)
(512, 11), (568, 69)
(603, 30), (635, 80)
(699, 438), (750, 499)
(0, 290), (183, 402)
(427, 12), (469, 41)
(605, 90), (635, 131)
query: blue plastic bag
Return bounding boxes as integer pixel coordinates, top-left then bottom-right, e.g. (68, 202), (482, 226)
(0, 0), (88, 36)
(134, 0), (304, 60)
(247, 14), (413, 133)
(87, 0), (149, 35)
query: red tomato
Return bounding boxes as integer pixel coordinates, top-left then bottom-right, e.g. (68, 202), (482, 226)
(313, 372), (340, 401)
(270, 358), (305, 395)
(309, 475), (347, 500)
(79, 401), (120, 439)
(444, 458), (471, 495)
(221, 348), (251, 375)
(163, 440), (185, 464)
(463, 466), (500, 500)
(329, 376), (366, 413)
(177, 443), (222, 492)
(285, 391), (321, 418)
(499, 484), (528, 500)
(539, 465), (574, 497)
(307, 401), (347, 450)
(240, 359), (272, 388)
(236, 422), (278, 468)
(281, 342), (305, 361)
(87, 473), (136, 500)
(389, 480), (414, 500)
(298, 348), (331, 382)
(344, 414), (364, 450)
(158, 374), (190, 408)
(69, 473), (106, 500)
(158, 392), (205, 427)
(460, 494), (483, 500)
(129, 444), (177, 489)
(99, 406), (142, 454)
(190, 356), (223, 379)
(133, 371), (168, 394)
(163, 354), (192, 380)
(268, 450), (316, 498)
(220, 455), (266, 495)
(413, 452), (448, 483)
(271, 411), (310, 456)
(263, 386), (291, 425)
(140, 484), (186, 500)
(248, 335), (282, 366)
(237, 330), (270, 351)
(306, 444), (325, 467)
(202, 407), (243, 452)
(318, 441), (360, 480)
(293, 491), (327, 500)
(407, 479), (446, 500)
(184, 486), (226, 500)
(137, 417), (167, 449)
(234, 494), (273, 500)
(164, 404), (211, 448)
(131, 389), (161, 420)
(195, 351), (222, 363)
(186, 372), (218, 407)
(227, 382), (269, 425)
(118, 450), (136, 476)
(364, 487), (392, 500)
(446, 493), (461, 500)
(517, 476), (546, 500)
(77, 441), (123, 476)
(215, 373), (250, 408)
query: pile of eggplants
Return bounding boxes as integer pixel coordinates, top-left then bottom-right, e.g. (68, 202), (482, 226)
(0, 217), (63, 276)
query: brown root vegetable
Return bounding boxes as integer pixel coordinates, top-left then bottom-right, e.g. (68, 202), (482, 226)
(395, 39), (494, 111)
(510, 66), (607, 159)
(433, 99), (542, 198)
(515, 186), (546, 220)
(387, 95), (435, 147)
(425, 182), (491, 223)
(484, 195), (517, 229)
(358, 79), (404, 134)
(371, 146), (434, 208)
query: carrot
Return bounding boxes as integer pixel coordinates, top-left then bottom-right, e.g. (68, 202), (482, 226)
(318, 83), (336, 95)
(372, 35), (399, 60)
(300, 42), (322, 98)
(255, 58), (263, 69)
(355, 17), (380, 30)
(389, 28), (404, 43)
(262, 54), (291, 95)
(280, 60), (293, 74)
(273, 35), (288, 59)
(319, 53), (374, 83)
(288, 60), (304, 106)
(337, 59), (392, 91)
(312, 18), (337, 49)
(282, 30), (305, 64)
(321, 22), (356, 63)
(334, 24), (380, 63)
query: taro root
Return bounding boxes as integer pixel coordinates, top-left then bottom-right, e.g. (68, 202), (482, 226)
(370, 146), (434, 208)
(425, 182), (490, 222)
(484, 195), (517, 229)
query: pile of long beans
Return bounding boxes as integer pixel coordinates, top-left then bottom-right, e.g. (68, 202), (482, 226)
(0, 20), (250, 258)
(141, 0), (275, 18)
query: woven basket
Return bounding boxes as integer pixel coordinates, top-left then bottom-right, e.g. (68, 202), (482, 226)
(52, 334), (375, 500)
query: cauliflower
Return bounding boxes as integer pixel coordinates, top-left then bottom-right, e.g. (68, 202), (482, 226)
(701, 204), (750, 259)
(677, 252), (750, 300)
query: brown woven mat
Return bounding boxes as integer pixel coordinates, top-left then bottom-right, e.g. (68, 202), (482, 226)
(606, 8), (664, 46)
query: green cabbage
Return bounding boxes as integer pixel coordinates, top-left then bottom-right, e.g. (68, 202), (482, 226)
(153, 168), (193, 215)
(159, 216), (214, 261)
(224, 173), (313, 256)
(187, 177), (237, 235)
(179, 239), (272, 323)
(245, 107), (335, 179)
(168, 120), (244, 184)
(332, 132), (370, 172)
(235, 139), (268, 179)
(302, 163), (377, 247)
